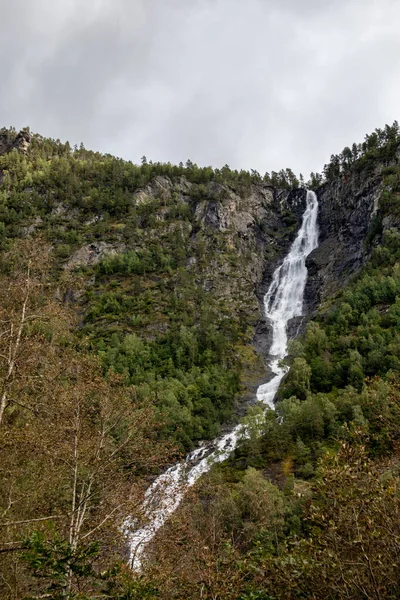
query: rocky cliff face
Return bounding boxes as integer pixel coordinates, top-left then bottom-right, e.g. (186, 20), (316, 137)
(63, 176), (306, 410)
(305, 167), (384, 312)
(42, 170), (306, 379)
(187, 183), (306, 311)
(52, 167), (388, 330)
(62, 174), (306, 403)
(0, 127), (31, 156)
(105, 175), (307, 345)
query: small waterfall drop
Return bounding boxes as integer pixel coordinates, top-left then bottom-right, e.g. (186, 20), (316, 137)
(126, 190), (319, 570)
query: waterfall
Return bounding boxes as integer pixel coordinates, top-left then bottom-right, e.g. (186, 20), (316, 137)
(256, 189), (319, 407)
(125, 189), (319, 571)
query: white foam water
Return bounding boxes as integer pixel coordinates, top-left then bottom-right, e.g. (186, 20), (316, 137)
(256, 189), (319, 407)
(125, 190), (319, 570)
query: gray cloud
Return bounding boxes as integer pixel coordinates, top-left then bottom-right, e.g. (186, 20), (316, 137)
(1, 0), (400, 175)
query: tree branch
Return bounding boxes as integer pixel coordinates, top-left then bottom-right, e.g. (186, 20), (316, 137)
(0, 515), (62, 527)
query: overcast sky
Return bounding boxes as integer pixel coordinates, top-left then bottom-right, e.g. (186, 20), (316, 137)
(1, 0), (399, 176)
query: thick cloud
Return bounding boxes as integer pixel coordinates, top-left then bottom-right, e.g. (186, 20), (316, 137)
(1, 0), (399, 175)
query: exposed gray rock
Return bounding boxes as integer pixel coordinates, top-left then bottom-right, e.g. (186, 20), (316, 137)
(134, 175), (173, 205)
(51, 203), (69, 217)
(22, 216), (43, 236)
(186, 256), (197, 269)
(0, 128), (31, 156)
(64, 241), (125, 270)
(305, 169), (383, 311)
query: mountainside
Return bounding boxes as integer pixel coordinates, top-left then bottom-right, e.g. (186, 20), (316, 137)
(306, 162), (383, 309)
(1, 123), (400, 599)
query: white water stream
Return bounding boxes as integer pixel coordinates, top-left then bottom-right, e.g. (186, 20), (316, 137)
(126, 190), (319, 570)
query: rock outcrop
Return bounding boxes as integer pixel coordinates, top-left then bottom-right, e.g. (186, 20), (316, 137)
(0, 127), (31, 156)
(64, 241), (126, 270)
(129, 177), (307, 318)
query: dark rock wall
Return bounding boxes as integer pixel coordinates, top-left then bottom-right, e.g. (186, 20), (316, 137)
(305, 169), (383, 312)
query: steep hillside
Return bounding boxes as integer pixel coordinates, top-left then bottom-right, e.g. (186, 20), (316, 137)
(0, 127), (310, 598)
(0, 128), (308, 451)
(142, 124), (400, 599)
(1, 123), (400, 599)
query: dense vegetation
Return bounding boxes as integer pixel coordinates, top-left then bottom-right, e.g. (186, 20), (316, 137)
(1, 122), (400, 598)
(136, 125), (400, 598)
(0, 127), (274, 451)
(0, 126), (282, 598)
(322, 120), (400, 181)
(0, 240), (174, 598)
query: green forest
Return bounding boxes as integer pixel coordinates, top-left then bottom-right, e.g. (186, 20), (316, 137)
(1, 122), (400, 598)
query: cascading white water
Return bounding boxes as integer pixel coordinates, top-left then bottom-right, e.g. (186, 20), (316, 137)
(256, 189), (319, 407)
(125, 190), (319, 571)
